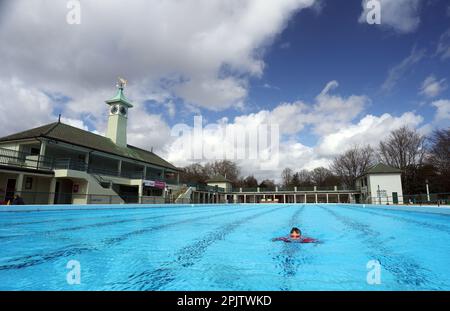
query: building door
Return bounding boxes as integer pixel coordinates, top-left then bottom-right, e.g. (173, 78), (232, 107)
(54, 181), (60, 204)
(118, 185), (139, 204)
(55, 180), (73, 204)
(392, 192), (399, 204)
(5, 179), (16, 203)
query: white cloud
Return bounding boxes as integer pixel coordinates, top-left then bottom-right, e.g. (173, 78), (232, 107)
(127, 106), (174, 152)
(60, 117), (90, 132)
(431, 99), (450, 123)
(164, 81), (393, 180)
(165, 101), (176, 119)
(174, 77), (247, 110)
(435, 29), (450, 60)
(0, 0), (317, 112)
(315, 112), (424, 157)
(0, 78), (55, 136)
(381, 46), (426, 92)
(359, 0), (423, 33)
(312, 81), (368, 135)
(420, 75), (447, 98)
(226, 81), (368, 138)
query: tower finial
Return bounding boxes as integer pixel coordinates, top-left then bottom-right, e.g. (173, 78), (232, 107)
(117, 77), (127, 90)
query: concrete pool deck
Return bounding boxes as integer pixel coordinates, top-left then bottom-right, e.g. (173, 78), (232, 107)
(359, 204), (450, 215)
(1, 203), (449, 215)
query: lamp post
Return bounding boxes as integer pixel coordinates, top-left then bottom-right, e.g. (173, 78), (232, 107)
(425, 179), (430, 202)
(377, 185), (381, 205)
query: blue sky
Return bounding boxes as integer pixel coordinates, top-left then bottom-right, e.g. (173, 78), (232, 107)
(0, 0), (449, 178)
(261, 0), (449, 142)
(143, 0), (450, 148)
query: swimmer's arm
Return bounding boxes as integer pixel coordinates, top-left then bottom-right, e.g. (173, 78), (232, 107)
(301, 237), (319, 243)
(272, 237), (290, 242)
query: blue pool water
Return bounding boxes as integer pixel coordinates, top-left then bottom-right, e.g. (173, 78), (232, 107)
(1, 204), (450, 290)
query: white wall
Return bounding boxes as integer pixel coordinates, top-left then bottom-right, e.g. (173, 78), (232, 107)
(368, 173), (403, 204)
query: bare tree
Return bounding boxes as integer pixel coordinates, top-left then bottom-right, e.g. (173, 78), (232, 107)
(281, 168), (293, 188)
(296, 170), (313, 187)
(428, 128), (450, 176)
(331, 145), (375, 188)
(378, 126), (426, 194)
(204, 160), (240, 184)
(310, 167), (336, 186)
(180, 163), (209, 184)
(242, 175), (258, 188)
(259, 179), (276, 190)
(378, 126), (426, 170)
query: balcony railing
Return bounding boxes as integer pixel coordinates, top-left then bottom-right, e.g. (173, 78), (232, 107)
(0, 147), (53, 170)
(0, 147), (178, 184)
(188, 183), (225, 193)
(54, 158), (88, 171)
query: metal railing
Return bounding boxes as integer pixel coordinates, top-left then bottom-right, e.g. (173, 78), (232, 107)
(191, 184), (225, 193)
(231, 186), (355, 193)
(0, 147), (179, 184)
(54, 158), (88, 171)
(1, 190), (448, 206)
(0, 147), (53, 170)
(0, 190), (192, 205)
(360, 193), (450, 205)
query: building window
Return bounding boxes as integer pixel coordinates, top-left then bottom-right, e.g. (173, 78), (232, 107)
(30, 148), (40, 155)
(25, 177), (33, 190)
(143, 187), (163, 196)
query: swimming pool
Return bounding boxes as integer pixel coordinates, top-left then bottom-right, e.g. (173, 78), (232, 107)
(1, 204), (449, 290)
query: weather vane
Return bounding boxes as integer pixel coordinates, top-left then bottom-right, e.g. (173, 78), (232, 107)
(117, 77), (127, 89)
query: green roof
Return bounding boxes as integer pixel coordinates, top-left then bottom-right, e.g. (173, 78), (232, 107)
(362, 163), (402, 176)
(105, 87), (133, 108)
(206, 175), (231, 183)
(0, 122), (179, 171)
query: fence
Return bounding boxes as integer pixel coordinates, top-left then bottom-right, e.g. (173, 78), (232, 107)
(188, 183), (225, 193)
(363, 193), (450, 205)
(232, 186), (354, 193)
(1, 190), (449, 206)
(0, 191), (193, 206)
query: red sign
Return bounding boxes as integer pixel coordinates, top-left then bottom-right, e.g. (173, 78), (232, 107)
(154, 181), (166, 189)
(143, 180), (166, 189)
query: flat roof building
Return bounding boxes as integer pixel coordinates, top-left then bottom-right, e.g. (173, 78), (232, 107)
(355, 163), (403, 205)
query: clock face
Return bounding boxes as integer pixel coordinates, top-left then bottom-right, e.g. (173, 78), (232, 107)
(119, 106), (127, 116)
(110, 105), (118, 115)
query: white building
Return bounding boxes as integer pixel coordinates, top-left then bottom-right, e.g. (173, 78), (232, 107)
(356, 163), (403, 205)
(206, 175), (233, 192)
(0, 80), (181, 205)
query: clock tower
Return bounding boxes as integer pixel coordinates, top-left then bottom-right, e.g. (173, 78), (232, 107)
(105, 78), (133, 148)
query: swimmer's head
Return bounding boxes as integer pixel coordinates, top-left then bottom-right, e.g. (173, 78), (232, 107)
(290, 227), (301, 239)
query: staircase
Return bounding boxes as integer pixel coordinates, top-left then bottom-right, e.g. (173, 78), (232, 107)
(54, 169), (124, 204)
(175, 186), (193, 204)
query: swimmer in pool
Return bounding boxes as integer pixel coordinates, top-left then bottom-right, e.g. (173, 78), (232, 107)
(272, 227), (318, 243)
